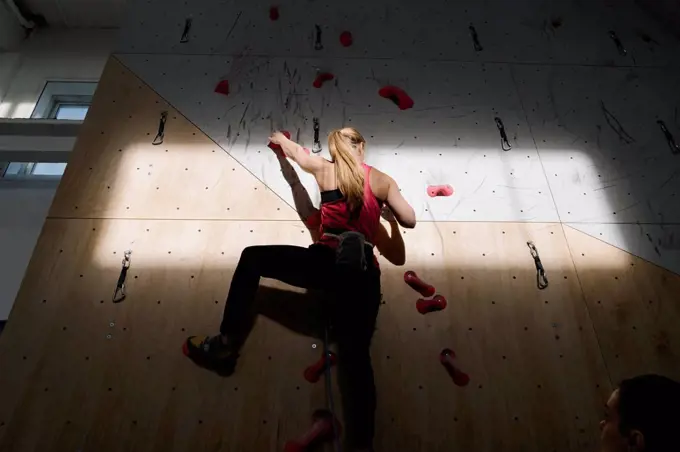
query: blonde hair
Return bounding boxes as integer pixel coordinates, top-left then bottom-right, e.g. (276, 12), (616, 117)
(328, 127), (366, 212)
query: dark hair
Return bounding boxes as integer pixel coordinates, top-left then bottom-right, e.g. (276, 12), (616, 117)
(618, 374), (680, 451)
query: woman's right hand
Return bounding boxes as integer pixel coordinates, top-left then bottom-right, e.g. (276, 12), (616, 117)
(268, 131), (290, 146)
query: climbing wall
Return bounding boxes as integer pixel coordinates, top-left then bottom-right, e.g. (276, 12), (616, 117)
(113, 0), (680, 273)
(1, 0), (680, 451)
(372, 222), (611, 452)
(564, 225), (680, 382)
(514, 65), (680, 273)
(0, 59), (336, 451)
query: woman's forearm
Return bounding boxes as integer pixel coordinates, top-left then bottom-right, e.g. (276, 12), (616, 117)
(280, 138), (303, 160)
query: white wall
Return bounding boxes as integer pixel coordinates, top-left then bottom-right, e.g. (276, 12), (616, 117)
(0, 28), (116, 118)
(0, 0), (24, 105)
(0, 183), (57, 319)
(0, 52), (22, 106)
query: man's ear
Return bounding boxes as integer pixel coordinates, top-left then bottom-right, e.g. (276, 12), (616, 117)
(628, 429), (645, 451)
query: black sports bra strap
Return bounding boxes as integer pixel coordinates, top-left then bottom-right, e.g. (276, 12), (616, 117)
(320, 189), (343, 204)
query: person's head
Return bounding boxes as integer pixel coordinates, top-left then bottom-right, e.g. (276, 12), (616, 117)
(328, 127), (367, 212)
(600, 374), (680, 452)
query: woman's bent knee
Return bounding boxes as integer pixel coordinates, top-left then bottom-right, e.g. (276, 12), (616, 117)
(240, 245), (266, 263)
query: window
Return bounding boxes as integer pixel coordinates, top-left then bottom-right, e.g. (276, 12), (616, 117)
(52, 103), (90, 120)
(1, 162), (67, 179)
(31, 81), (97, 120)
(0, 82), (92, 181)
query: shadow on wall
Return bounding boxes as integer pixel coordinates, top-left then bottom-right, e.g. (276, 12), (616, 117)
(636, 0), (680, 40)
(0, 102), (38, 119)
(4, 251), (678, 450)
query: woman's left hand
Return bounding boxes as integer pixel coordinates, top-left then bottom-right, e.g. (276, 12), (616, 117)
(381, 205), (397, 223)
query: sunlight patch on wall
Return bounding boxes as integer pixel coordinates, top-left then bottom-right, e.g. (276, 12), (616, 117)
(0, 101), (38, 119)
(0, 102), (10, 118)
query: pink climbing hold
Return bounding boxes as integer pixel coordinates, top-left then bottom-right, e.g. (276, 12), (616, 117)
(404, 271), (435, 297)
(339, 31), (353, 47)
(416, 295), (448, 314)
(303, 351), (338, 383)
(284, 410), (342, 452)
(313, 72), (335, 88)
(427, 184), (454, 197)
(269, 6), (279, 21)
(440, 349), (470, 387)
(214, 80), (230, 96)
(268, 130), (291, 158)
(379, 86), (414, 110)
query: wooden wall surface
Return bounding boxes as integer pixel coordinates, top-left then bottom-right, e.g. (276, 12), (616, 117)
(0, 57), (678, 452)
(49, 58), (296, 221)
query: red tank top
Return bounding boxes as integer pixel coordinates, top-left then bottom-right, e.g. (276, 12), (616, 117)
(316, 163), (383, 249)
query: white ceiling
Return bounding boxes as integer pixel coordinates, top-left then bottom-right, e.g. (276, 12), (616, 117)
(20, 0), (125, 28)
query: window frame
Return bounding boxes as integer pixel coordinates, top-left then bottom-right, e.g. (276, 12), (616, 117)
(0, 161), (66, 181)
(31, 81), (97, 120)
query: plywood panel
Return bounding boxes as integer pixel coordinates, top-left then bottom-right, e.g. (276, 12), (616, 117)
(564, 225), (680, 383)
(0, 219), (329, 452)
(1, 219), (612, 451)
(374, 222), (609, 452)
(567, 223), (680, 276)
(50, 57), (298, 221)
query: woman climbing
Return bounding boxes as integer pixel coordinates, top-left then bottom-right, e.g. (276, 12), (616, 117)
(184, 127), (416, 451)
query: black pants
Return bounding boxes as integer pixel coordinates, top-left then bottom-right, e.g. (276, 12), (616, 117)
(220, 244), (381, 449)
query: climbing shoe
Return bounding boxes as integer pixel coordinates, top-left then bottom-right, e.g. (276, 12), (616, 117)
(183, 335), (238, 376)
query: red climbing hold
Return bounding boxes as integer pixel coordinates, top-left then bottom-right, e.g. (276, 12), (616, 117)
(268, 130), (291, 158)
(427, 184), (454, 197)
(339, 31), (353, 47)
(214, 80), (230, 96)
(379, 86), (414, 110)
(304, 351), (338, 383)
(313, 72), (335, 88)
(284, 410), (342, 452)
(404, 271), (435, 297)
(269, 6), (279, 21)
(416, 295), (447, 314)
(440, 349), (470, 387)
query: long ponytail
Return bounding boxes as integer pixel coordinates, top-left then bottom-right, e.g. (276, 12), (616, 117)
(328, 128), (366, 212)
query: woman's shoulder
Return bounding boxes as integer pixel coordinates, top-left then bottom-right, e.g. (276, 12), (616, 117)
(367, 165), (391, 182)
(367, 165), (391, 200)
